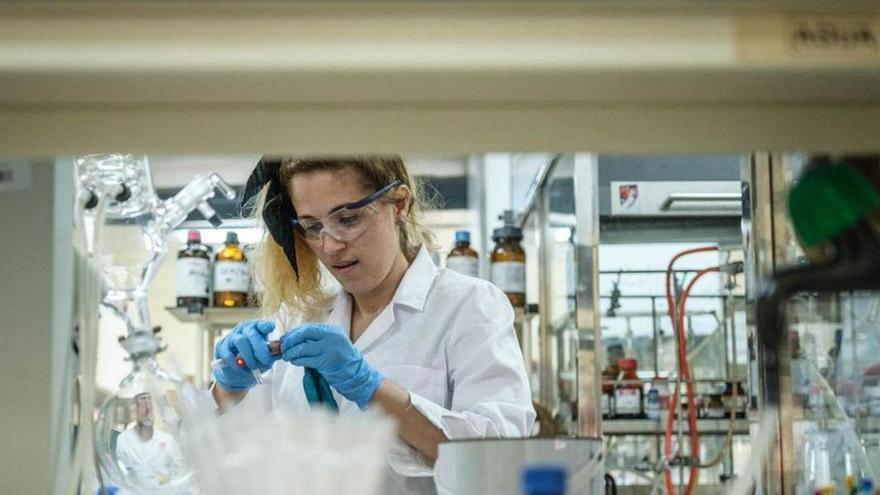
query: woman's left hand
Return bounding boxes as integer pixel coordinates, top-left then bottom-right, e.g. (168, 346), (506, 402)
(280, 322), (383, 410)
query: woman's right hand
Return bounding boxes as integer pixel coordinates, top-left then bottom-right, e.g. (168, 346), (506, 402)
(212, 320), (278, 391)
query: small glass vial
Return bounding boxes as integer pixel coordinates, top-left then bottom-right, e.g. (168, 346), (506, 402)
(490, 210), (526, 308)
(601, 389), (615, 419)
(446, 230), (480, 278)
(705, 391), (725, 419)
(722, 381), (749, 418)
(646, 382), (661, 420)
(613, 358), (644, 418)
(213, 232), (249, 308)
(176, 230), (211, 307)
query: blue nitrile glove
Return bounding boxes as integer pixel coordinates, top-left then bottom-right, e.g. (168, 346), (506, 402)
(213, 320), (278, 391)
(280, 322), (382, 410)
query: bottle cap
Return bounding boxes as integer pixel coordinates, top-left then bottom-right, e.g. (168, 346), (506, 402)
(859, 477), (874, 493)
(454, 230), (471, 243)
(225, 232), (239, 244)
(187, 230), (201, 243)
(618, 357), (638, 370)
(492, 226), (523, 242)
(492, 210), (523, 242)
(522, 465), (566, 495)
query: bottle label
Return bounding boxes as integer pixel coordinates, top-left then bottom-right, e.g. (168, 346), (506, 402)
(601, 394), (612, 414)
(446, 256), (480, 278)
(490, 261), (525, 293)
(213, 260), (249, 292)
(176, 257), (210, 298)
(615, 389), (641, 415)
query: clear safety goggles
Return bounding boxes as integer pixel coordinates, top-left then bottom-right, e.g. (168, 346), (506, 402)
(291, 179), (403, 243)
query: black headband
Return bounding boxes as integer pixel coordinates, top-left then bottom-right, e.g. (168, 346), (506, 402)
(240, 156), (300, 280)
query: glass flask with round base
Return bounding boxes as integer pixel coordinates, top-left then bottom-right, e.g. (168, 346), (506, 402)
(94, 333), (195, 494)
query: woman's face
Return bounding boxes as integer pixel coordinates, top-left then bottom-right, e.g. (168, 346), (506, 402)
(288, 168), (406, 295)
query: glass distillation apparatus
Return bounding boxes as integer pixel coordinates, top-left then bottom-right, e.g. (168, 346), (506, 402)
(72, 154), (235, 494)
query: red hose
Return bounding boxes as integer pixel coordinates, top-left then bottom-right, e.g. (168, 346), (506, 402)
(663, 246), (718, 495)
(679, 266), (719, 494)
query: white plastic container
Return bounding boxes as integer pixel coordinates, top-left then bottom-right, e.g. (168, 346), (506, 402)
(435, 438), (603, 495)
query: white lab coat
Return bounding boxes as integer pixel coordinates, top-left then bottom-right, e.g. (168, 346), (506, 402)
(260, 246), (536, 494)
(115, 425), (187, 491)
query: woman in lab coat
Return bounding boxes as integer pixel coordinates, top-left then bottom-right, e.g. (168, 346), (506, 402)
(211, 156), (535, 494)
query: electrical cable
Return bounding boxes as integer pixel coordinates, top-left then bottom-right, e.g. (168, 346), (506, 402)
(675, 267), (720, 481)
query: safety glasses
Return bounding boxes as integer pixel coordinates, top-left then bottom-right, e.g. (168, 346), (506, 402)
(291, 179), (403, 243)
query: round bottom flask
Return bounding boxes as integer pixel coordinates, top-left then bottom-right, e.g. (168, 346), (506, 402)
(95, 333), (195, 494)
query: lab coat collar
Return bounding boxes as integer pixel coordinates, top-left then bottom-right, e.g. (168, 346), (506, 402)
(390, 245), (437, 313)
(325, 246), (438, 352)
(326, 290), (352, 328)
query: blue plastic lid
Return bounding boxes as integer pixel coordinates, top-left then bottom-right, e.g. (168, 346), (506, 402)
(859, 476), (873, 493)
(455, 230), (471, 243)
(522, 465), (566, 495)
(96, 486), (119, 495)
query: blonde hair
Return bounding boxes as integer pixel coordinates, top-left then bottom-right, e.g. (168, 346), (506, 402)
(251, 155), (438, 321)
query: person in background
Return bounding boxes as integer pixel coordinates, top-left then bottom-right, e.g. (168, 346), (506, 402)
(115, 393), (186, 490)
(210, 156), (535, 494)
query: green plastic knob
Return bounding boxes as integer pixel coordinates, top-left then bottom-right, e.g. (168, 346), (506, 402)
(788, 160), (880, 248)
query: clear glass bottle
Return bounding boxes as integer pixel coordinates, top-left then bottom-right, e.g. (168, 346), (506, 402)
(446, 230), (480, 278)
(646, 382), (661, 420)
(175, 230), (211, 308)
(490, 210), (526, 308)
(721, 380), (749, 418)
(95, 338), (193, 494)
(213, 232), (249, 307)
(705, 391), (725, 419)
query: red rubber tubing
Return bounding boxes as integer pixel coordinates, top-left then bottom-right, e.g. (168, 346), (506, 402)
(678, 266), (720, 495)
(662, 246), (718, 495)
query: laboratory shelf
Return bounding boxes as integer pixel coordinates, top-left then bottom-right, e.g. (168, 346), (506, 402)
(165, 306), (261, 327)
(166, 305), (263, 386)
(603, 417), (750, 436)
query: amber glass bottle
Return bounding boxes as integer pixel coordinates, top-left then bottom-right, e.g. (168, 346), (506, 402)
(490, 210), (526, 308)
(213, 232), (249, 307)
(175, 230), (211, 307)
(446, 230), (480, 278)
